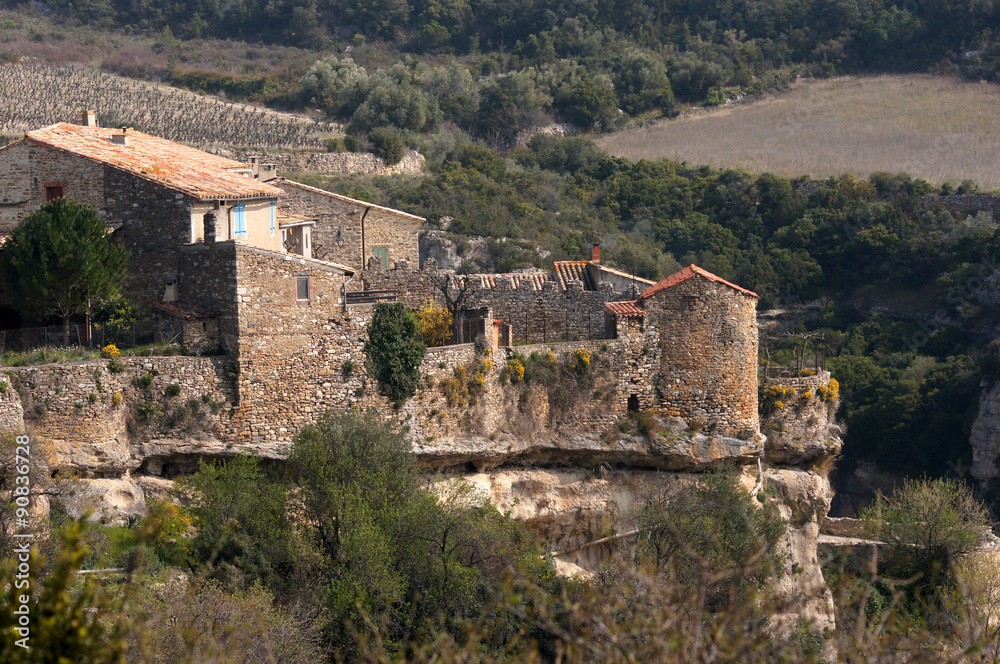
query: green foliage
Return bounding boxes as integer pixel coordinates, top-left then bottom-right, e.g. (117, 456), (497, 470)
(289, 410), (549, 657)
(0, 198), (128, 329)
(92, 295), (138, 343)
(185, 456), (291, 590)
(365, 302), (426, 404)
(635, 466), (787, 610)
(861, 477), (991, 592)
(367, 126), (406, 164)
(0, 521), (128, 663)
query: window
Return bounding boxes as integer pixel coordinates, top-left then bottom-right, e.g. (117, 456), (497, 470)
(296, 275), (311, 301)
(234, 203), (246, 237)
(269, 201), (275, 236)
(372, 246), (389, 270)
(44, 185), (64, 202)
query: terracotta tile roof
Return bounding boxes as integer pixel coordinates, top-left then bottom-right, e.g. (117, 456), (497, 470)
(554, 261), (595, 290)
(451, 273), (552, 290)
(26, 123), (286, 200)
(152, 300), (218, 319)
(639, 264), (760, 300)
(605, 300), (647, 317)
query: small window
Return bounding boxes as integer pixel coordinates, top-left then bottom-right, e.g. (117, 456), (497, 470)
(45, 185), (64, 202)
(296, 275), (311, 301)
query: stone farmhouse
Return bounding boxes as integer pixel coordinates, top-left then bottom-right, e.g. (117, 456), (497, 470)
(0, 113), (762, 445)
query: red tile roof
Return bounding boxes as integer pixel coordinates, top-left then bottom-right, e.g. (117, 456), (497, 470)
(152, 300), (218, 319)
(605, 300), (647, 317)
(452, 273), (552, 290)
(554, 261), (595, 290)
(26, 123), (286, 201)
(639, 264), (760, 300)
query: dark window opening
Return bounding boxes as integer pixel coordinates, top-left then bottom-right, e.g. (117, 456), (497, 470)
(45, 185), (64, 202)
(627, 394), (640, 412)
(296, 275), (311, 301)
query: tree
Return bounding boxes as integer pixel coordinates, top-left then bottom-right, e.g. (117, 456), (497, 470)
(288, 410), (545, 657)
(364, 302), (426, 404)
(432, 272), (474, 344)
(634, 466), (787, 610)
(861, 477), (991, 590)
(0, 198), (127, 339)
(185, 456), (291, 590)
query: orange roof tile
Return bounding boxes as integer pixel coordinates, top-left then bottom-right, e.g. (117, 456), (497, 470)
(554, 261), (595, 290)
(605, 300), (647, 317)
(639, 264), (760, 300)
(451, 273), (552, 290)
(26, 123), (286, 201)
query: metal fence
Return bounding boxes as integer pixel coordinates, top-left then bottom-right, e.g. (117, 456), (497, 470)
(0, 320), (183, 357)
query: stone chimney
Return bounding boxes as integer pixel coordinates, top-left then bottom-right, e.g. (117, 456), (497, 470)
(110, 128), (129, 146)
(79, 110), (97, 127)
(591, 243), (601, 264)
(203, 212), (217, 244)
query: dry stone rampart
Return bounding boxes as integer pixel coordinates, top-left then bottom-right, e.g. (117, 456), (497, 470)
(760, 371), (842, 465)
(227, 149), (425, 176)
(362, 262), (628, 344)
(0, 374), (24, 433)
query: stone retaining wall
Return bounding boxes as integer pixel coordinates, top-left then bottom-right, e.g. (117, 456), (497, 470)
(226, 149), (425, 176)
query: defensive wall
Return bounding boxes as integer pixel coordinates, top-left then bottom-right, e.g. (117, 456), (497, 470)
(361, 261), (633, 344)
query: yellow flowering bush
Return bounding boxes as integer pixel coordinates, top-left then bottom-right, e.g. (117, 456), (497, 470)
(111, 392), (123, 408)
(505, 358), (525, 382)
(567, 348), (592, 374)
(817, 378), (840, 403)
(101, 343), (120, 359)
(759, 384), (796, 416)
(416, 301), (453, 347)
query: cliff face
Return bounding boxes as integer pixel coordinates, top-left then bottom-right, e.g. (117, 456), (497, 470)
(1, 356), (841, 634)
(970, 379), (1000, 486)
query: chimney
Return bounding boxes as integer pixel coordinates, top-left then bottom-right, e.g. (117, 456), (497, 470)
(110, 129), (129, 146)
(203, 211), (217, 244)
(79, 110), (97, 127)
(591, 243), (601, 264)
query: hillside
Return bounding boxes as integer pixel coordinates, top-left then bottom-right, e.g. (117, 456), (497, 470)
(597, 75), (1000, 189)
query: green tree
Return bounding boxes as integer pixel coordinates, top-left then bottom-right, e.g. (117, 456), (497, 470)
(289, 410), (546, 656)
(635, 466), (787, 610)
(0, 198), (127, 338)
(365, 302), (426, 404)
(0, 521), (128, 663)
(861, 477), (991, 590)
(185, 456), (291, 590)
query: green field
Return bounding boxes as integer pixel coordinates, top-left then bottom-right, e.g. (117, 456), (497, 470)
(597, 75), (1000, 189)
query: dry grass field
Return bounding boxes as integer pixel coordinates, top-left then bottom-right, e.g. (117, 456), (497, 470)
(597, 75), (1000, 189)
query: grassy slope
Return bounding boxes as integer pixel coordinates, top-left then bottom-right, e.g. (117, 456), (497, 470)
(597, 75), (1000, 190)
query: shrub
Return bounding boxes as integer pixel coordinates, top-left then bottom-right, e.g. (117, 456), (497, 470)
(107, 359), (125, 374)
(861, 477), (991, 592)
(365, 303), (426, 405)
(137, 402), (163, 419)
(566, 348), (591, 374)
(759, 383), (796, 415)
(504, 357), (525, 382)
(165, 383), (181, 397)
(101, 343), (121, 359)
(136, 373), (155, 389)
(367, 126), (406, 165)
(417, 301), (453, 347)
(342, 359), (355, 377)
(112, 392), (123, 407)
(817, 378), (839, 402)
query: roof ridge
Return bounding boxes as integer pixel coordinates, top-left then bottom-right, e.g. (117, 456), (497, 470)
(639, 264), (759, 300)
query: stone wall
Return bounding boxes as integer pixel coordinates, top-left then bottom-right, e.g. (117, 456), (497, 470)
(0, 373), (25, 433)
(644, 274), (759, 438)
(760, 371), (841, 465)
(230, 149), (425, 177)
(362, 263), (629, 344)
(177, 242), (241, 352)
(279, 180), (423, 270)
(970, 378), (1000, 485)
(8, 356), (234, 476)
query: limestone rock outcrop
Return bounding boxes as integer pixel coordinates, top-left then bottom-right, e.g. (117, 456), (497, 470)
(970, 379), (1000, 486)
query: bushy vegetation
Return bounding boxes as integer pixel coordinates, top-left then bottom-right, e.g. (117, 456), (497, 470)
(365, 302), (426, 404)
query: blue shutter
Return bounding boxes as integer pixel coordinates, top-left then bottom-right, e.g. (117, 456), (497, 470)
(235, 203), (246, 237)
(270, 201), (275, 236)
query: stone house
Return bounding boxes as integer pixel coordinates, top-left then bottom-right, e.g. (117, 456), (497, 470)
(0, 112), (288, 319)
(276, 179), (424, 270)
